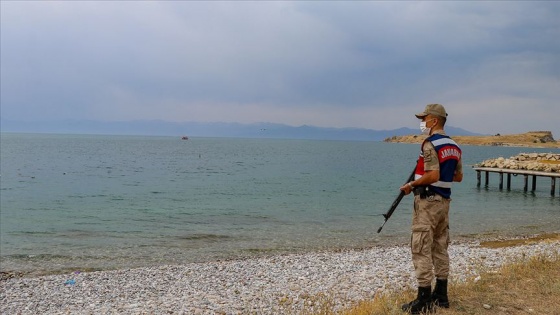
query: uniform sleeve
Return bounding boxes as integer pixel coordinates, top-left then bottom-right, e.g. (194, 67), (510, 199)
(423, 142), (439, 171)
(456, 156), (463, 174)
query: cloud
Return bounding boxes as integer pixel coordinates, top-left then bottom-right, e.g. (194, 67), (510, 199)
(1, 1), (559, 136)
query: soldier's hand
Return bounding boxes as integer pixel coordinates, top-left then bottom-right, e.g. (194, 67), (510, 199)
(400, 183), (413, 195)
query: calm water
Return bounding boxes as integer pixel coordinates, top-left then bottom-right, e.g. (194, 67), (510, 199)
(1, 133), (559, 275)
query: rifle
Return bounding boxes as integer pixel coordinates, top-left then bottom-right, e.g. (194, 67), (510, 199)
(377, 164), (417, 233)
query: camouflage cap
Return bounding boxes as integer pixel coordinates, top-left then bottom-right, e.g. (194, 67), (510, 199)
(415, 104), (448, 119)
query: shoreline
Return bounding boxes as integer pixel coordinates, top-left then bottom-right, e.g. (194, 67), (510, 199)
(2, 234), (559, 314)
(1, 229), (555, 279)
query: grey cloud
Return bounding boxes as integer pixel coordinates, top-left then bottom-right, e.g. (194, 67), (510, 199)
(1, 1), (559, 136)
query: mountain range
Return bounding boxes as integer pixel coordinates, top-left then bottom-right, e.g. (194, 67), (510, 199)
(1, 120), (480, 141)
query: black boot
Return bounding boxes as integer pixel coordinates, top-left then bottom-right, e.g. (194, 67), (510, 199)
(432, 279), (449, 308)
(402, 286), (433, 314)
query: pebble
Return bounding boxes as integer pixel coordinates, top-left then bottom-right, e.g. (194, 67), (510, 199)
(1, 241), (558, 314)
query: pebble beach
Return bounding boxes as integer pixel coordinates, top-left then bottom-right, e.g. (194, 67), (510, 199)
(2, 239), (559, 315)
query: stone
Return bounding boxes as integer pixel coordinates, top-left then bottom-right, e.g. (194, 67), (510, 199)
(2, 241), (560, 314)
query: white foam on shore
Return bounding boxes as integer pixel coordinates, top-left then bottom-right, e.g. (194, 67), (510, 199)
(1, 240), (559, 314)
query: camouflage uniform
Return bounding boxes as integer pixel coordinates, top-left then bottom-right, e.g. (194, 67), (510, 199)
(412, 131), (462, 287)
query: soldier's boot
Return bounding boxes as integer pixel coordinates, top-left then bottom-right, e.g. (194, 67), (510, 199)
(432, 279), (449, 308)
(401, 286), (434, 314)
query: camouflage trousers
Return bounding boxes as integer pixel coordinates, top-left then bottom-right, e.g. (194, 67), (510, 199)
(411, 194), (451, 287)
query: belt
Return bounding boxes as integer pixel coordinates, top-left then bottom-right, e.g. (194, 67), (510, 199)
(413, 186), (436, 198)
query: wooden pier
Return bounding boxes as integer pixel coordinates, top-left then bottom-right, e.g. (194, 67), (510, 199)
(473, 167), (560, 196)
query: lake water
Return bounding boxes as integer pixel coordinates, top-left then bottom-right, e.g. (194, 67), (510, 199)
(1, 133), (559, 275)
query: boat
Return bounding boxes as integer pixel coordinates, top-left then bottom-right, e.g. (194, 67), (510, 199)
(181, 136), (189, 140)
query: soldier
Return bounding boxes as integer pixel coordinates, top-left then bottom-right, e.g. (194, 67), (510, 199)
(399, 104), (463, 314)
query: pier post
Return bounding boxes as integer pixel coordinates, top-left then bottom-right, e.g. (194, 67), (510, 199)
(499, 172), (504, 190)
(532, 175), (537, 191)
(473, 167), (559, 198)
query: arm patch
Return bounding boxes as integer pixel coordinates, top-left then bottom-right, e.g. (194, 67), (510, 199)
(423, 142), (439, 171)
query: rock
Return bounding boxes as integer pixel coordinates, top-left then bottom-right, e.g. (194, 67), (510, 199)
(477, 153), (559, 173)
(483, 304), (492, 309)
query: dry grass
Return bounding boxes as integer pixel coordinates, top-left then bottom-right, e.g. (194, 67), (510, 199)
(479, 233), (560, 249)
(324, 253), (560, 315)
(540, 160), (560, 165)
(441, 254), (560, 315)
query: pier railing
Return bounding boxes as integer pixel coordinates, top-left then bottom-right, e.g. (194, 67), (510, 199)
(473, 167), (559, 196)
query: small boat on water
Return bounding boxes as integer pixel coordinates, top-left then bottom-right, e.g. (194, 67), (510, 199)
(181, 136), (189, 140)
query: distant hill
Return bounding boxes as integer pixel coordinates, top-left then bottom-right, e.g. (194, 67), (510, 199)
(0, 119), (479, 141)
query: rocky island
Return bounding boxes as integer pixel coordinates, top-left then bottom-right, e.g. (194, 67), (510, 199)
(384, 131), (559, 148)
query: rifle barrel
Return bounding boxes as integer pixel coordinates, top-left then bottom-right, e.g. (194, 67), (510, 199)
(377, 164), (417, 233)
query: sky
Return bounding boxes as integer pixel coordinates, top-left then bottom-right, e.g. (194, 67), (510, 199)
(1, 1), (559, 136)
